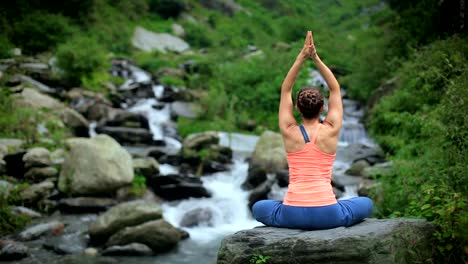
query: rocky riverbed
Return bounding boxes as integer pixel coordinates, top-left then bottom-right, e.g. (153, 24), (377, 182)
(1, 52), (390, 263)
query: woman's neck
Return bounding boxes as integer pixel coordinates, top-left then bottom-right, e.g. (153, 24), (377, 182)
(301, 117), (320, 126)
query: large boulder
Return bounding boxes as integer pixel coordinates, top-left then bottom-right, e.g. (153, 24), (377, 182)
(58, 135), (133, 196)
(131, 26), (190, 53)
(88, 200), (163, 245)
(105, 219), (182, 254)
(243, 131), (287, 190)
(217, 218), (435, 264)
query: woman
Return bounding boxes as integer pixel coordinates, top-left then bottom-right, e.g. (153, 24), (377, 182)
(251, 31), (373, 230)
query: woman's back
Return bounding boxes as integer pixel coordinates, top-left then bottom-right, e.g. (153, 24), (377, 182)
(283, 124), (337, 206)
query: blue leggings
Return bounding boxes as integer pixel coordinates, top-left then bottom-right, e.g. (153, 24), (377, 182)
(252, 197), (373, 230)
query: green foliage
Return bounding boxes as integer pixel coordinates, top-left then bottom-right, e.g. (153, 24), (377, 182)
(0, 89), (41, 145)
(0, 38), (13, 59)
(130, 174), (147, 197)
(0, 181), (31, 236)
(56, 35), (110, 87)
(368, 36), (468, 263)
(250, 254), (271, 264)
(11, 11), (75, 55)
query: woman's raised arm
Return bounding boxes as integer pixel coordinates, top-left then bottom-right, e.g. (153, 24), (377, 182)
(278, 31), (313, 133)
(310, 33), (343, 133)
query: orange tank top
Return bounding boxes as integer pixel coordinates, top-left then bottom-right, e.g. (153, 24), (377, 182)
(283, 124), (337, 207)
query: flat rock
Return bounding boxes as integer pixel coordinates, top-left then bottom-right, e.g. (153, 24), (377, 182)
(131, 26), (190, 53)
(18, 221), (64, 241)
(58, 197), (118, 214)
(217, 218), (435, 264)
(88, 200), (162, 245)
(102, 243), (153, 256)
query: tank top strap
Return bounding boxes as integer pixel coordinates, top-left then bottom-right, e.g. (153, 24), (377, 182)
(299, 124), (310, 143)
(310, 124), (321, 144)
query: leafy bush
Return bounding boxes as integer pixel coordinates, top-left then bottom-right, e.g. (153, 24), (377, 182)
(368, 36), (468, 262)
(0, 38), (13, 59)
(56, 36), (110, 87)
(0, 181), (31, 236)
(130, 174), (147, 197)
(11, 11), (74, 54)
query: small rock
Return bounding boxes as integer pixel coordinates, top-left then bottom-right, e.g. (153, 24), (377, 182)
(0, 241), (28, 261)
(19, 221), (64, 241)
(180, 207), (213, 227)
(12, 48), (21, 56)
(84, 247), (98, 256)
(183, 131), (219, 150)
(50, 148), (66, 165)
(24, 166), (58, 181)
(10, 206), (42, 218)
(20, 180), (55, 205)
(102, 243), (153, 256)
(171, 23), (185, 38)
(345, 159), (371, 176)
(23, 147), (51, 169)
(133, 157), (159, 177)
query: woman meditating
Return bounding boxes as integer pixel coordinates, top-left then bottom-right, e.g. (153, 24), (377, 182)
(252, 31), (373, 230)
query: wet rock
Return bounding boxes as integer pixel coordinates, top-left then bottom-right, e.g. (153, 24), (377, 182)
(89, 200), (163, 245)
(24, 167), (58, 182)
(180, 207), (214, 227)
(106, 219), (181, 254)
(133, 157), (160, 177)
(217, 219), (435, 264)
(19, 221), (64, 241)
(183, 131), (219, 150)
(148, 175), (211, 200)
(43, 234), (87, 255)
(58, 197), (118, 214)
(345, 159), (371, 176)
(102, 243), (153, 256)
(10, 206), (42, 218)
(58, 135), (133, 196)
(0, 241), (28, 261)
(131, 26), (190, 53)
(333, 187), (343, 198)
(95, 126), (154, 145)
(248, 178), (275, 210)
(20, 180), (55, 205)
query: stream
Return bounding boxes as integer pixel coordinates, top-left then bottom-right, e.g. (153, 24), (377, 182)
(17, 64), (377, 264)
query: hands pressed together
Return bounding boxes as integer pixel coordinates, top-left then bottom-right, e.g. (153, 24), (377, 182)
(298, 31), (317, 60)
